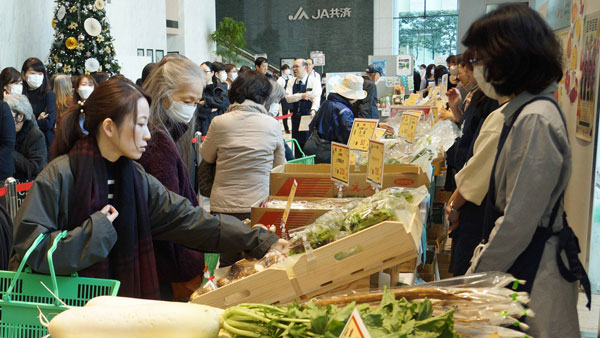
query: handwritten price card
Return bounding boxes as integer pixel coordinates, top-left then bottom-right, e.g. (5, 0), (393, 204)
(373, 128), (386, 141)
(367, 140), (385, 187)
(330, 142), (350, 186)
(398, 110), (422, 143)
(339, 308), (372, 338)
(348, 118), (379, 151)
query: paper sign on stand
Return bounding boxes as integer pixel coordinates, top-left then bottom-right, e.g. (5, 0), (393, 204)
(331, 142), (350, 197)
(403, 93), (419, 106)
(398, 111), (422, 143)
(339, 308), (372, 338)
(280, 179), (298, 239)
(373, 128), (386, 141)
(367, 139), (385, 191)
(348, 119), (379, 152)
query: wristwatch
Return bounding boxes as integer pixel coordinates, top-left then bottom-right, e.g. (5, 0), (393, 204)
(450, 201), (459, 213)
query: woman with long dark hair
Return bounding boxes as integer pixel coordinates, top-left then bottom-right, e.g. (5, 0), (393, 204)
(14, 76), (283, 300)
(21, 58), (56, 151)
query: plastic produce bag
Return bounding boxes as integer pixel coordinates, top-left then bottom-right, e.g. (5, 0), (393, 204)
(344, 186), (429, 233)
(288, 187), (429, 255)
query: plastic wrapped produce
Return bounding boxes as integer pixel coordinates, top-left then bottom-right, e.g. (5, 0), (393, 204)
(288, 187), (428, 255)
(311, 272), (534, 334)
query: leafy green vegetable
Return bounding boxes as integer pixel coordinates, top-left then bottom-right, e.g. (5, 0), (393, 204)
(221, 289), (459, 337)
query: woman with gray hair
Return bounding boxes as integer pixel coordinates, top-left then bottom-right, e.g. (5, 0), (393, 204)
(138, 55), (207, 300)
(5, 93), (47, 181)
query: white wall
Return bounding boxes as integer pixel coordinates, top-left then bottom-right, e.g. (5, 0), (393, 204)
(105, 0), (167, 81)
(374, 0), (397, 56)
(0, 0), (54, 70)
(166, 0), (216, 64)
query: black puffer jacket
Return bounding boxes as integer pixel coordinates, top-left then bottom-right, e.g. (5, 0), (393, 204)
(12, 119), (47, 181)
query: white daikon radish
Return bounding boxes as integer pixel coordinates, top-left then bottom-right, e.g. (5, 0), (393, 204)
(48, 296), (222, 338)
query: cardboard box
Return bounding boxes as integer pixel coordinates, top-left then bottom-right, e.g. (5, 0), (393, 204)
(435, 186), (452, 204)
(270, 163), (430, 198)
(250, 196), (357, 237)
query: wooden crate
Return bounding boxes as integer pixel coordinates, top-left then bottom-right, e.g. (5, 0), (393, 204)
(290, 213), (423, 299)
(191, 214), (423, 307)
(190, 268), (296, 308)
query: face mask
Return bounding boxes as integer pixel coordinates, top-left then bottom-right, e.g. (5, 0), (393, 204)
(26, 74), (44, 89)
(218, 71), (228, 82)
(78, 85), (94, 100)
(473, 65), (502, 100)
(231, 72), (238, 81)
(268, 103), (280, 117)
(167, 96), (196, 123)
(9, 83), (23, 94)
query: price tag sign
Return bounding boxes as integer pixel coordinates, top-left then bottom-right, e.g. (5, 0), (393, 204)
(398, 110), (422, 143)
(373, 128), (386, 141)
(281, 179), (298, 226)
(348, 118), (378, 152)
(367, 140), (385, 187)
(403, 93), (419, 106)
(339, 308), (372, 338)
(331, 142), (350, 186)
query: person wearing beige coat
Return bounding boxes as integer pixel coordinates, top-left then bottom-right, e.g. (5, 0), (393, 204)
(200, 71), (285, 219)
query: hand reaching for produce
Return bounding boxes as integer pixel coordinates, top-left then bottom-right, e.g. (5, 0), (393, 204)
(269, 238), (288, 253)
(438, 109), (455, 121)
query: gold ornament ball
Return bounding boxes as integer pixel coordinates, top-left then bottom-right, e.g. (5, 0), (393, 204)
(65, 37), (78, 50)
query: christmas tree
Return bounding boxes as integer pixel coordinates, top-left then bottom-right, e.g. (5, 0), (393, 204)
(47, 0), (120, 75)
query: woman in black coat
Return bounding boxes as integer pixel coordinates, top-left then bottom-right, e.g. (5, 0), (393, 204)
(22, 58), (56, 151)
(196, 61), (230, 135)
(5, 94), (47, 181)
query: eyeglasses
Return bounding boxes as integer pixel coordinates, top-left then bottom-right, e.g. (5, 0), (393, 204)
(12, 113), (24, 123)
(468, 58), (483, 65)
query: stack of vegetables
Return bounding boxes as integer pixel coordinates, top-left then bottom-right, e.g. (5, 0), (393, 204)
(219, 289), (459, 338)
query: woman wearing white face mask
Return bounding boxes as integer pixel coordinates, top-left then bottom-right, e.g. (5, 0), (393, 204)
(196, 61), (230, 136)
(139, 56), (208, 300)
(0, 67), (24, 99)
(74, 74), (97, 103)
(22, 58), (56, 152)
(456, 4), (590, 337)
(225, 64), (237, 89)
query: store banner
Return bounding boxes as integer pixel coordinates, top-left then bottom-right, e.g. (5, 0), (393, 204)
(576, 11), (600, 141)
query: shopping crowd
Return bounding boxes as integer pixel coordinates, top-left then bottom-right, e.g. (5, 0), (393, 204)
(0, 4), (591, 337)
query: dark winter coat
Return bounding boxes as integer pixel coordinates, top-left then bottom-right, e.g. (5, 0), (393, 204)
(196, 82), (230, 136)
(0, 102), (15, 180)
(25, 88), (56, 151)
(353, 76), (378, 119)
(13, 119), (47, 181)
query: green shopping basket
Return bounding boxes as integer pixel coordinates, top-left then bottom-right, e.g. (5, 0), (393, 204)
(285, 138), (315, 165)
(0, 231), (120, 337)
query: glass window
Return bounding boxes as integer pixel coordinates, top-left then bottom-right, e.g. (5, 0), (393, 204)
(395, 0), (459, 66)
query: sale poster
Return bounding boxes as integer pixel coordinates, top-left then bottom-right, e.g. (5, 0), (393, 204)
(576, 11), (600, 141)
